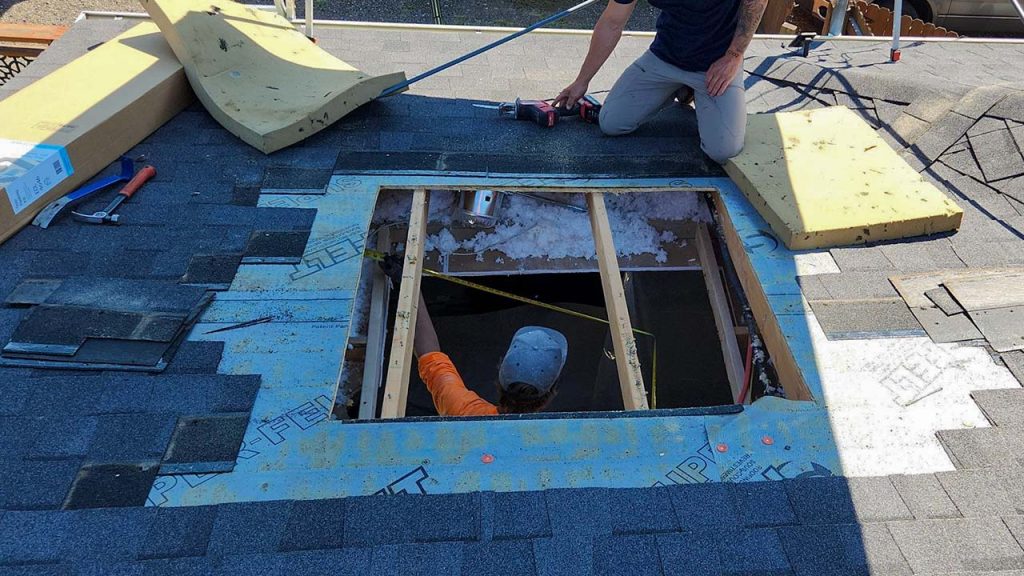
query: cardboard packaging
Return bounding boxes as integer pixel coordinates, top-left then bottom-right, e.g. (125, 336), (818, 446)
(0, 22), (192, 245)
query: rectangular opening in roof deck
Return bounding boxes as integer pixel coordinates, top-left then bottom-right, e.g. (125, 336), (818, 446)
(396, 271), (737, 415)
(336, 186), (781, 420)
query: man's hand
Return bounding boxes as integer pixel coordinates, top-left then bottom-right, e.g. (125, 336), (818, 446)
(553, 79), (589, 110)
(705, 50), (743, 98)
(709, 0), (766, 98)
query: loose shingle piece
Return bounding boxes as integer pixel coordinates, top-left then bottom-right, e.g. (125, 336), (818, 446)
(809, 299), (923, 340)
(64, 463), (160, 510)
(910, 306), (984, 343)
(972, 388), (1024, 427)
(1001, 351), (1024, 385)
(160, 414), (250, 474)
(924, 286), (965, 315)
(968, 307), (1024, 353)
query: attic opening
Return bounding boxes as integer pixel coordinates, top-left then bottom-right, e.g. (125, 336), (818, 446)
(336, 186), (781, 420)
(408, 271), (741, 414)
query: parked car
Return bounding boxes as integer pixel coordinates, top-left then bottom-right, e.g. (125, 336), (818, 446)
(874, 0), (1024, 35)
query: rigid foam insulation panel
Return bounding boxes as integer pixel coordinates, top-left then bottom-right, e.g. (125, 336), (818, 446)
(140, 0), (407, 154)
(724, 106), (963, 250)
(0, 22), (191, 246)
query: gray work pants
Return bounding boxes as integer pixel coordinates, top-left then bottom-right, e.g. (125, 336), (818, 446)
(599, 50), (746, 164)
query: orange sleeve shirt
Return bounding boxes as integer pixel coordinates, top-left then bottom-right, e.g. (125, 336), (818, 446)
(417, 352), (498, 417)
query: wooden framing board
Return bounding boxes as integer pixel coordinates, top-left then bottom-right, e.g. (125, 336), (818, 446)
(890, 267), (1021, 309)
(944, 271), (1024, 312)
(713, 193), (813, 402)
(695, 224), (746, 403)
(380, 188), (429, 419)
(587, 192), (649, 411)
(384, 185), (718, 195)
(407, 219), (700, 275)
(0, 23), (67, 45)
(0, 46), (44, 58)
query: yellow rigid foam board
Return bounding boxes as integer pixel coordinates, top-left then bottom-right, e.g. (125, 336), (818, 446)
(724, 106), (963, 250)
(140, 0), (407, 154)
(0, 22), (191, 246)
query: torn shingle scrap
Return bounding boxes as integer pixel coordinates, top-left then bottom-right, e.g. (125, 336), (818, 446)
(159, 413), (250, 475)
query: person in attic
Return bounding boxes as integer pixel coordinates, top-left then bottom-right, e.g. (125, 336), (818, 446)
(381, 256), (567, 416)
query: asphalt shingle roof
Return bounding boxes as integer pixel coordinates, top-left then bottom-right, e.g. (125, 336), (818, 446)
(1, 16), (1023, 576)
(11, 476), (1024, 575)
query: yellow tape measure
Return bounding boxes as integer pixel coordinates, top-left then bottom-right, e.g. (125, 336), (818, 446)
(364, 249), (658, 408)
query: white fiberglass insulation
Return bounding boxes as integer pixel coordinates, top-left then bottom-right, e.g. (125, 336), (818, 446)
(374, 189), (710, 264)
(347, 189), (709, 341)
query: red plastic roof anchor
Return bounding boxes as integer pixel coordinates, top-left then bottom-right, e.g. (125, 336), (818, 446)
(761, 436), (774, 446)
(715, 443), (729, 453)
(481, 454), (495, 464)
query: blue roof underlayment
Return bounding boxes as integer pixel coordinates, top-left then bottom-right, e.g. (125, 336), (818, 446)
(151, 174), (840, 507)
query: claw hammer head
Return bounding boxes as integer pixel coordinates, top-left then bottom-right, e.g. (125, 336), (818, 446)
(72, 165), (155, 225)
(73, 211), (121, 225)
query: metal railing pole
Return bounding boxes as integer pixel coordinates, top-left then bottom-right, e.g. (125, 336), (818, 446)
(1011, 0), (1024, 23)
(828, 0), (851, 35)
(430, 0), (443, 24)
(305, 0), (313, 36)
(891, 0), (904, 60)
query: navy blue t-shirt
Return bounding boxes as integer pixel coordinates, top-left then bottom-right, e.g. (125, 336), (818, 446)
(615, 0), (740, 72)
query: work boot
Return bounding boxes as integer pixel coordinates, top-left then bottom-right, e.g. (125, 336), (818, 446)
(675, 86), (695, 108)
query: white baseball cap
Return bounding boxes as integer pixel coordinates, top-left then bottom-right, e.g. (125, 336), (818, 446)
(498, 326), (568, 393)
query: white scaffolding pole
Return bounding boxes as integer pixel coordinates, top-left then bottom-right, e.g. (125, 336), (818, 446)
(827, 0), (850, 35)
(891, 0), (904, 60)
(1011, 0), (1024, 23)
(305, 0), (314, 37)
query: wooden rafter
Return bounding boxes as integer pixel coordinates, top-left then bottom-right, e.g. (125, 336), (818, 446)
(587, 192), (649, 411)
(695, 223), (746, 403)
(380, 188), (430, 419)
(713, 193), (813, 401)
(359, 227), (392, 420)
(384, 185), (717, 195)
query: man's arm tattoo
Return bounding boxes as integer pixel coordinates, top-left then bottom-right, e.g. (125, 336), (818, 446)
(728, 0), (769, 57)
